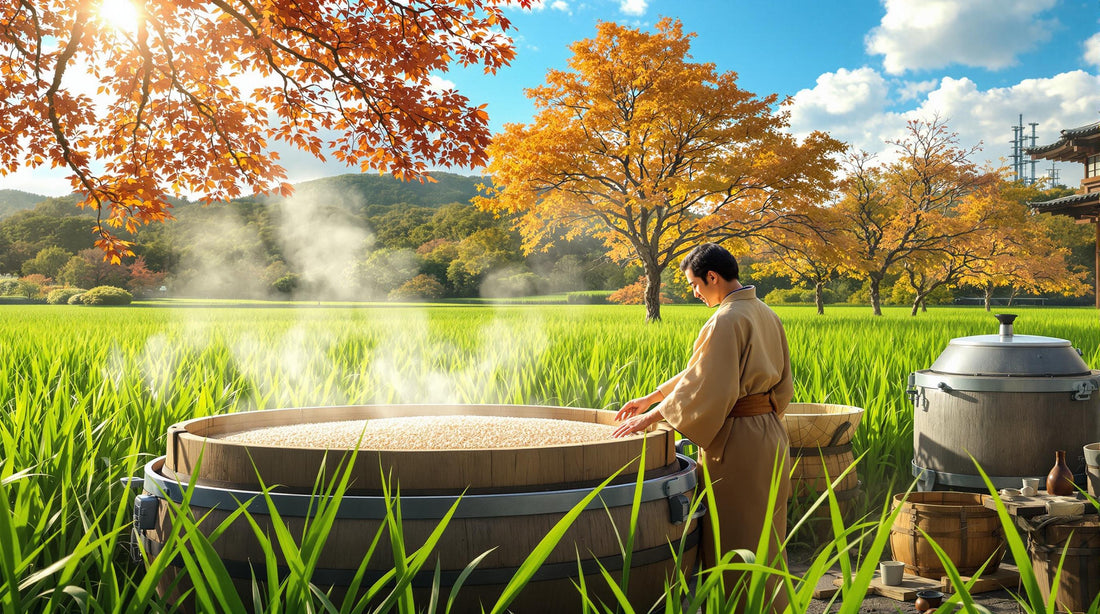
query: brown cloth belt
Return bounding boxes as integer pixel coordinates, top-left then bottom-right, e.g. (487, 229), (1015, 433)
(706, 392), (778, 463)
(729, 392), (776, 417)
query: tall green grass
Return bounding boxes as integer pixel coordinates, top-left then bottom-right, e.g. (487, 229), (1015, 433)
(1, 303), (1098, 611)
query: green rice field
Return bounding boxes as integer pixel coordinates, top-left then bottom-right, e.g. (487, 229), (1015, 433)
(2, 303), (1098, 612)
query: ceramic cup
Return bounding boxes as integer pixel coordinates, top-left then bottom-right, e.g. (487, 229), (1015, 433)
(1021, 485), (1038, 497)
(879, 560), (905, 586)
(1022, 477), (1042, 492)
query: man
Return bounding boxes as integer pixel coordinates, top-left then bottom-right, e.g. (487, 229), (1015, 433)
(612, 242), (792, 612)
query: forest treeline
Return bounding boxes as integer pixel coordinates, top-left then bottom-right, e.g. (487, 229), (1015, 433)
(0, 171), (1094, 306)
(0, 173), (641, 302)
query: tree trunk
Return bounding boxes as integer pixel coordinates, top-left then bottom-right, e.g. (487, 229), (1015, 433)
(920, 300), (927, 313)
(869, 275), (883, 316)
(984, 282), (993, 311)
(910, 295), (923, 317)
(815, 281), (825, 315)
(643, 265), (663, 322)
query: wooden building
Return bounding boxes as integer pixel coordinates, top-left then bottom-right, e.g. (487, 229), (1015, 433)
(1026, 120), (1100, 308)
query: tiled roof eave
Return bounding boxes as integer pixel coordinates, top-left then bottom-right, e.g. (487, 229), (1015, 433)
(1028, 192), (1100, 217)
(1025, 120), (1100, 158)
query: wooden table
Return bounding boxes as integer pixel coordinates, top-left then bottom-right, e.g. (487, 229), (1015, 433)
(980, 491), (1094, 519)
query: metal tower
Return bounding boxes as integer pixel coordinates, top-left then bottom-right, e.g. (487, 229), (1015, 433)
(1010, 114), (1043, 185)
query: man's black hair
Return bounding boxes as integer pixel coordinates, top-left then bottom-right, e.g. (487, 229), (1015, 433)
(679, 243), (739, 281)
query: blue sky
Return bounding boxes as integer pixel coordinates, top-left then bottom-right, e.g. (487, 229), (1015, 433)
(4, 0), (1099, 195)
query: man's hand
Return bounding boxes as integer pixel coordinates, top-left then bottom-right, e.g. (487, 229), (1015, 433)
(615, 390), (662, 422)
(612, 412), (655, 438)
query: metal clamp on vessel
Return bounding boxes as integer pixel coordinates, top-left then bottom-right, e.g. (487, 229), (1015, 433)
(910, 371), (1100, 397)
(912, 460), (1085, 492)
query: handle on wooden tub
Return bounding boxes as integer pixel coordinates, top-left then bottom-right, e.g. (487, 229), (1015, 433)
(675, 438), (696, 457)
(668, 493), (706, 525)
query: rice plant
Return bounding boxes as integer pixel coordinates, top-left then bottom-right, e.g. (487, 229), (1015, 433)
(2, 303), (1098, 611)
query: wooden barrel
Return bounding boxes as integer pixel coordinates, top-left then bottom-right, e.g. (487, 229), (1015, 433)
(137, 405), (696, 612)
(783, 403), (864, 497)
(1084, 443), (1100, 498)
(1029, 517), (1100, 614)
(889, 492), (1006, 578)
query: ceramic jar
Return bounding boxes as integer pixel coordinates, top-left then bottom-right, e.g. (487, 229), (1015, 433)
(1047, 450), (1076, 496)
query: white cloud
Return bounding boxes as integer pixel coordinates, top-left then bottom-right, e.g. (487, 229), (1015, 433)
(788, 67), (893, 151)
(789, 67), (1100, 187)
(897, 79), (938, 102)
(428, 74), (457, 93)
(619, 0), (646, 16)
(866, 0), (1057, 75)
(1084, 32), (1100, 69)
(551, 0), (569, 11)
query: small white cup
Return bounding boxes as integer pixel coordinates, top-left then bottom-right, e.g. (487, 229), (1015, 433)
(1021, 485), (1038, 497)
(880, 560), (905, 586)
(1023, 477), (1042, 492)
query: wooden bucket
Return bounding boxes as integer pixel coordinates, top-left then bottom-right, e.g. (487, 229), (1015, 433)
(889, 492), (1006, 578)
(784, 403), (863, 496)
(1083, 443), (1100, 498)
(1029, 517), (1100, 614)
(137, 405), (696, 612)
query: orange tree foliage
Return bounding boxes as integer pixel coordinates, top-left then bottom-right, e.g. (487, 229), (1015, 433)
(0, 0), (529, 262)
(475, 18), (843, 321)
(608, 276), (671, 306)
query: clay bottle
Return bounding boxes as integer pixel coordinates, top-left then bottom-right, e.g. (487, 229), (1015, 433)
(1046, 450), (1075, 496)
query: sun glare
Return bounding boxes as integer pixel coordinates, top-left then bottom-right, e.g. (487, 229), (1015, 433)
(98, 0), (140, 34)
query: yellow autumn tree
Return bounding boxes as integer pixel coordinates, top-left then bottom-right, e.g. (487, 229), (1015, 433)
(956, 180), (1091, 308)
(751, 204), (851, 315)
(836, 117), (998, 316)
(476, 18), (844, 321)
(895, 181), (1016, 315)
(0, 0), (528, 262)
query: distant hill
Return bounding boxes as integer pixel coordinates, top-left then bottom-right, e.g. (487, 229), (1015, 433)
(0, 171), (488, 223)
(286, 172), (487, 210)
(0, 190), (48, 219)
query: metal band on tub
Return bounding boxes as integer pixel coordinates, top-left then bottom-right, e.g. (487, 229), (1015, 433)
(134, 454), (699, 520)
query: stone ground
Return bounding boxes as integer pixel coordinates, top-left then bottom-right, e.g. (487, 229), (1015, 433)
(790, 559), (1026, 614)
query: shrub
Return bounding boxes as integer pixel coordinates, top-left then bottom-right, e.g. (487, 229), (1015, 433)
(565, 291), (612, 305)
(79, 286), (133, 306)
(47, 287), (86, 305)
(272, 273), (301, 294)
(67, 293), (85, 305)
(0, 279), (18, 296)
(15, 275), (49, 299)
(389, 274), (445, 301)
(608, 277), (671, 305)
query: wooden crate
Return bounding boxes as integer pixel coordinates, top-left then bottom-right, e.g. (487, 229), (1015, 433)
(940, 563), (1020, 594)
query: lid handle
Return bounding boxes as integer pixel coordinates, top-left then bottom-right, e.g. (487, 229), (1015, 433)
(994, 313), (1017, 338)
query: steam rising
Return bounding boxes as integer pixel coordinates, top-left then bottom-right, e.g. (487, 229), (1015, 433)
(111, 182), (560, 413)
(273, 187), (373, 300)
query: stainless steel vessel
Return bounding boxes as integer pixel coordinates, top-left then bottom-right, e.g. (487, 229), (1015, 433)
(908, 314), (1100, 491)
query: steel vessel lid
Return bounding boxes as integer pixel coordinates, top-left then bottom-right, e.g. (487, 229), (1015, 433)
(929, 314), (1091, 377)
